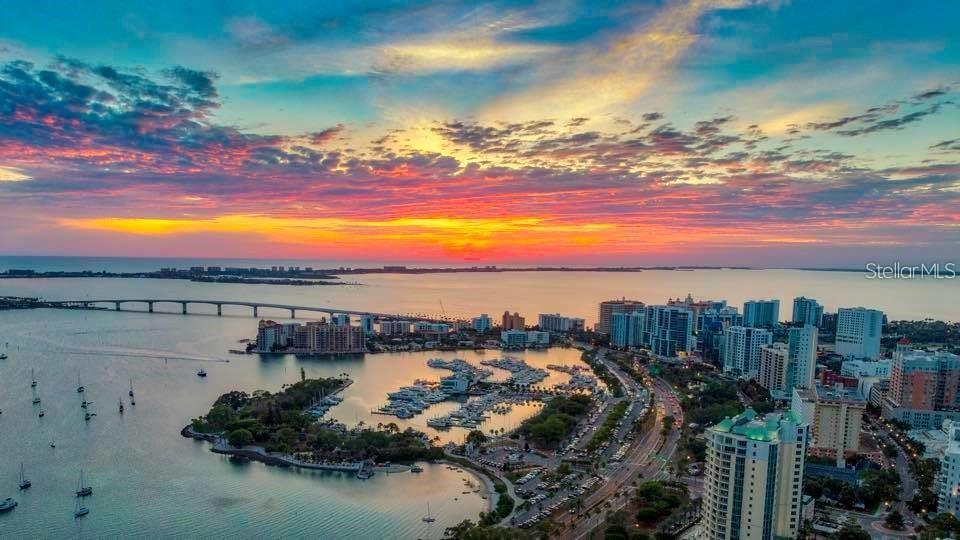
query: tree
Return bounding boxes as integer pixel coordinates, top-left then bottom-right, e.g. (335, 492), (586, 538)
(300, 367), (306, 382)
(884, 510), (905, 531)
(228, 429), (254, 447)
(466, 430), (488, 447)
(833, 518), (871, 540)
(661, 415), (675, 435)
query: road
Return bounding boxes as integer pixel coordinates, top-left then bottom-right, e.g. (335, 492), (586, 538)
(554, 350), (684, 539)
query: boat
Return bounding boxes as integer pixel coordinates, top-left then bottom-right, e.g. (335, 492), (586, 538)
(422, 502), (436, 522)
(0, 498), (16, 513)
(50, 441), (56, 448)
(38, 410), (45, 418)
(77, 373), (84, 393)
(0, 353), (8, 360)
(19, 463), (31, 490)
(411, 465), (424, 473)
(31, 394), (41, 405)
(197, 369), (207, 377)
(74, 498), (89, 518)
(84, 412), (96, 422)
(30, 368), (37, 388)
(129, 378), (134, 398)
(76, 470), (92, 497)
(118, 400), (124, 414)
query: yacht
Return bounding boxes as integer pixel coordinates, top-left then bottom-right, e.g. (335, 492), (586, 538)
(38, 410), (45, 418)
(0, 498), (16, 513)
(197, 369), (207, 377)
(119, 400), (125, 413)
(50, 440), (56, 448)
(32, 395), (41, 405)
(422, 502), (436, 523)
(76, 470), (92, 497)
(19, 463), (31, 490)
(74, 498), (89, 518)
(0, 353), (8, 360)
(411, 465), (424, 473)
(30, 369), (37, 388)
(76, 374), (84, 393)
(129, 378), (134, 398)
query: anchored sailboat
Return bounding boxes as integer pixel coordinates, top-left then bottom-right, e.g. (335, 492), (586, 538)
(19, 463), (31, 490)
(74, 498), (89, 518)
(422, 502), (436, 523)
(30, 369), (37, 388)
(77, 373), (85, 393)
(76, 470), (92, 497)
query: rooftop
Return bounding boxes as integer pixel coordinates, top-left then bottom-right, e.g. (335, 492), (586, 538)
(710, 408), (803, 443)
(814, 383), (866, 403)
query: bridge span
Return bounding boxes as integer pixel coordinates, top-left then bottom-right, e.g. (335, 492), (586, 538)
(48, 299), (446, 322)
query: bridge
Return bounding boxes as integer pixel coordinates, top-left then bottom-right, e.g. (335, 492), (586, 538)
(47, 299), (447, 322)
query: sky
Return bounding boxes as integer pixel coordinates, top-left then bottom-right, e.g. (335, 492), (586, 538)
(0, 0), (958, 267)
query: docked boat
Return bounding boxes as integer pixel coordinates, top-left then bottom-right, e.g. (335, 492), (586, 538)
(197, 369), (207, 377)
(19, 464), (31, 490)
(0, 498), (16, 513)
(76, 470), (92, 497)
(411, 465), (424, 473)
(0, 353), (8, 360)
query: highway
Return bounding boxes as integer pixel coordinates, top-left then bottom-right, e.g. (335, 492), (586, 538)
(555, 349), (685, 539)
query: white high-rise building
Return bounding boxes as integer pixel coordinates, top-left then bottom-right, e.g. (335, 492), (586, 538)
(759, 343), (790, 394)
(743, 299), (780, 327)
(538, 313), (585, 333)
(722, 326), (773, 378)
(611, 311), (645, 349)
(938, 422), (960, 516)
(787, 325), (818, 391)
(701, 409), (808, 540)
(791, 297), (823, 328)
(360, 315), (375, 335)
(835, 307), (883, 359)
(471, 314), (492, 333)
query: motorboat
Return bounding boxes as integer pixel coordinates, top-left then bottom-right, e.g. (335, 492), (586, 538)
(0, 498), (17, 513)
(197, 369), (207, 377)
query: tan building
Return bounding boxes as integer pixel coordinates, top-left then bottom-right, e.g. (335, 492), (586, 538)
(293, 321), (365, 354)
(501, 311), (525, 330)
(596, 298), (644, 335)
(758, 343), (790, 394)
(701, 409), (808, 540)
(792, 384), (865, 465)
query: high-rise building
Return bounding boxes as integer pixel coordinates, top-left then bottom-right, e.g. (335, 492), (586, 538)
(379, 320), (410, 335)
(500, 329), (527, 348)
(596, 298), (644, 335)
(840, 359), (891, 378)
(644, 305), (694, 358)
(360, 315), (374, 335)
(937, 421), (960, 516)
(791, 297), (824, 328)
(786, 325), (818, 391)
(743, 299), (780, 328)
(792, 384), (865, 466)
(471, 314), (492, 333)
(611, 311), (645, 349)
(667, 293), (719, 322)
(501, 311), (526, 331)
(835, 307), (883, 359)
(289, 321), (365, 354)
(698, 307), (743, 333)
(759, 343), (790, 394)
(882, 349), (960, 428)
(701, 409), (808, 540)
(722, 326), (773, 378)
(538, 313), (585, 333)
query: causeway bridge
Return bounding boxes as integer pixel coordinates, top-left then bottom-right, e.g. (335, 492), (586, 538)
(48, 299), (446, 322)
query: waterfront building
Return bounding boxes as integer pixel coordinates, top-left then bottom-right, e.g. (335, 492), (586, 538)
(610, 311), (645, 349)
(786, 325), (818, 391)
(644, 305), (695, 358)
(502, 311), (526, 331)
(471, 314), (492, 333)
(292, 321), (365, 354)
(792, 384), (865, 465)
(938, 422), (960, 516)
(379, 320), (410, 336)
(332, 313), (351, 326)
(701, 409), (808, 540)
(526, 331), (550, 347)
(501, 329), (527, 348)
(440, 376), (470, 394)
(835, 307), (883, 359)
(840, 359), (891, 378)
(722, 326), (772, 378)
(697, 307), (743, 333)
(256, 320), (300, 352)
(882, 349), (960, 428)
(758, 343), (790, 394)
(596, 298), (644, 335)
(413, 322), (450, 334)
(791, 297), (824, 328)
(667, 293), (720, 322)
(537, 313), (585, 333)
(743, 299), (780, 328)
(360, 315), (374, 335)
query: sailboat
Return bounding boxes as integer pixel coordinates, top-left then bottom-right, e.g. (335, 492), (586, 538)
(81, 389), (92, 409)
(422, 502), (436, 522)
(77, 373), (85, 393)
(19, 463), (31, 490)
(129, 378), (134, 398)
(31, 388), (41, 405)
(30, 368), (37, 388)
(74, 498), (89, 518)
(50, 440), (56, 448)
(118, 399), (124, 414)
(76, 470), (92, 497)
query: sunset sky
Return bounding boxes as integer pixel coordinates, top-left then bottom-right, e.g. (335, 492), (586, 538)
(1, 1), (958, 266)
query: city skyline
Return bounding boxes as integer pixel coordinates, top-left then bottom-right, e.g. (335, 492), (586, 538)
(1, 1), (959, 265)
